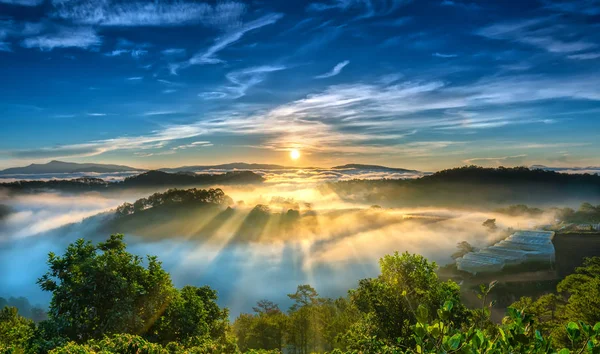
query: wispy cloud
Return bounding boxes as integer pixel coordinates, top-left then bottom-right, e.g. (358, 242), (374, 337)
(568, 52), (600, 60)
(104, 39), (149, 58)
(161, 48), (186, 56)
(105, 49), (129, 57)
(21, 27), (101, 50)
(142, 110), (179, 116)
(543, 0), (600, 16)
(127, 76), (143, 81)
(172, 141), (213, 150)
(200, 65), (287, 99)
(0, 0), (43, 6)
(10, 125), (206, 159)
(463, 154), (527, 166)
(477, 16), (596, 54)
(432, 52), (458, 58)
(157, 79), (184, 89)
(307, 0), (411, 19)
(8, 71), (600, 161)
(51, 0), (247, 28)
(314, 60), (350, 79)
(173, 13), (283, 73)
(87, 113), (107, 116)
(440, 0), (481, 10)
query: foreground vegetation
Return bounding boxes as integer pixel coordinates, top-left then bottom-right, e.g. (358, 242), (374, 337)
(1, 235), (599, 353)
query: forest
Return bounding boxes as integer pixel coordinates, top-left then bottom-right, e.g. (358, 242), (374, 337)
(0, 170), (264, 193)
(1, 235), (599, 354)
(323, 166), (600, 207)
(496, 203), (600, 224)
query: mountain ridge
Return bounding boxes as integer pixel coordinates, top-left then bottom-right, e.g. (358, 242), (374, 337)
(331, 164), (419, 173)
(1, 160), (421, 175)
(0, 160), (143, 175)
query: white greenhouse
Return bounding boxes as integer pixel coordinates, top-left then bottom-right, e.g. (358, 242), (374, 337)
(456, 230), (555, 274)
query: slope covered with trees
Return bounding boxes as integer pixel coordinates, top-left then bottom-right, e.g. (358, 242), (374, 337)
(323, 166), (600, 207)
(0, 170), (263, 193)
(1, 235), (599, 353)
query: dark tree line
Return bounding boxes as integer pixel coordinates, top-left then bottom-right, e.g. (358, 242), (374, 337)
(323, 166), (600, 207)
(116, 188), (233, 216)
(0, 170), (263, 194)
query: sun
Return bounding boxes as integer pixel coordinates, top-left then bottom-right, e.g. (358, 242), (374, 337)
(290, 149), (301, 160)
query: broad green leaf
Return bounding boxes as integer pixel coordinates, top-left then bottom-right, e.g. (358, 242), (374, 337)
(447, 333), (462, 350)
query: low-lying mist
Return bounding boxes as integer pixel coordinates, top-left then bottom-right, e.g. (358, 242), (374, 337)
(0, 170), (559, 317)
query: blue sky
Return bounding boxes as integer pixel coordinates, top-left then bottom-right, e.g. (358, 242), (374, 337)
(0, 0), (599, 170)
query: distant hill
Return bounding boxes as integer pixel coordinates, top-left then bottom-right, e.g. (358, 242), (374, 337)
(324, 166), (600, 207)
(161, 162), (292, 172)
(531, 165), (600, 174)
(122, 170), (264, 187)
(332, 164), (419, 173)
(0, 170), (264, 193)
(1, 160), (422, 176)
(0, 160), (142, 175)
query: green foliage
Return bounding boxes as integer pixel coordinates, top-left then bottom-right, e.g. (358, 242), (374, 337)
(30, 234), (236, 353)
(323, 166), (600, 207)
(511, 257), (600, 348)
(233, 301), (287, 352)
(552, 203), (600, 224)
(0, 297), (47, 322)
(495, 204), (544, 217)
(37, 234), (175, 342)
(347, 252), (469, 347)
(116, 188), (232, 216)
(4, 234), (600, 354)
(482, 218), (497, 231)
(149, 285), (231, 347)
(406, 303), (600, 354)
(0, 307), (35, 353)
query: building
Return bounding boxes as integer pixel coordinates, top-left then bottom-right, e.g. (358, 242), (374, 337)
(575, 224), (594, 231)
(456, 230), (555, 275)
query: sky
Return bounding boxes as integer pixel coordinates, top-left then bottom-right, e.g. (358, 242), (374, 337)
(0, 0), (599, 171)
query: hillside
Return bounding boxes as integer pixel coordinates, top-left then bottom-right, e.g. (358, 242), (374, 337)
(332, 163), (419, 173)
(324, 166), (600, 207)
(122, 170), (264, 186)
(0, 170), (264, 193)
(161, 162), (292, 172)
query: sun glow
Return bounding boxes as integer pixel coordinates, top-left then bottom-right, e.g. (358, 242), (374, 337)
(290, 149), (301, 160)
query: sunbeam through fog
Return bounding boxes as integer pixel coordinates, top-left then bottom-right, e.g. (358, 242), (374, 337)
(0, 169), (557, 317)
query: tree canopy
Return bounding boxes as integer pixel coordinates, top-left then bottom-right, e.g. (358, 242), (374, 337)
(1, 235), (600, 353)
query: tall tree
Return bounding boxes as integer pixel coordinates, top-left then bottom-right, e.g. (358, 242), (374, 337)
(288, 285), (320, 354)
(37, 234), (175, 342)
(349, 252), (468, 347)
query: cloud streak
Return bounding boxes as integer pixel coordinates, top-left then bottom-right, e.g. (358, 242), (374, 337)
(307, 0), (411, 19)
(51, 0), (247, 28)
(314, 60), (350, 79)
(200, 65), (287, 99)
(432, 52), (458, 58)
(7, 69), (600, 162)
(21, 27), (101, 50)
(0, 0), (43, 6)
(177, 13), (283, 71)
(477, 16), (597, 54)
